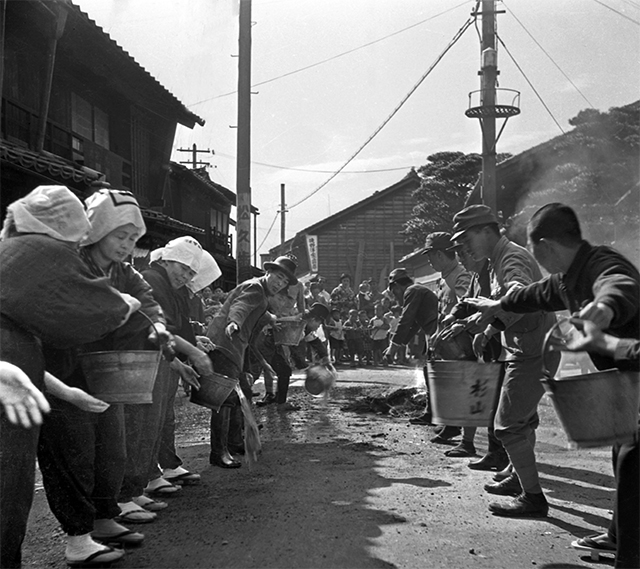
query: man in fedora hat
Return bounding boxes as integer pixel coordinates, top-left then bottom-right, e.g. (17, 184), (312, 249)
(450, 204), (557, 518)
(383, 268), (439, 419)
(205, 255), (297, 467)
(465, 203), (639, 567)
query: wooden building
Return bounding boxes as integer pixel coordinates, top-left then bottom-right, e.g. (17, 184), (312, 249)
(266, 170), (422, 291)
(0, 0), (244, 286)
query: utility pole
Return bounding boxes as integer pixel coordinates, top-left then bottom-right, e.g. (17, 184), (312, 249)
(280, 183), (287, 255)
(480, 0), (497, 213)
(236, 0), (253, 284)
(177, 143), (212, 169)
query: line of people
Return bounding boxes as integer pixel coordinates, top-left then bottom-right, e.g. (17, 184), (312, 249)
(382, 202), (638, 569)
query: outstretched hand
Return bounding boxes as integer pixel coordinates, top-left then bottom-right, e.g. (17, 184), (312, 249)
(0, 361), (51, 428)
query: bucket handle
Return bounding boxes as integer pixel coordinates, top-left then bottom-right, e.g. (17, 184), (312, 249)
(138, 310), (174, 359)
(541, 317), (575, 382)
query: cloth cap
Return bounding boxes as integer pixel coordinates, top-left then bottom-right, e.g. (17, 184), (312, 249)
(187, 250), (222, 293)
(150, 236), (203, 272)
(1, 185), (90, 242)
(83, 189), (146, 246)
(388, 267), (412, 285)
(451, 205), (498, 241)
(422, 231), (454, 254)
(263, 255), (298, 285)
(306, 302), (330, 322)
(339, 273), (351, 282)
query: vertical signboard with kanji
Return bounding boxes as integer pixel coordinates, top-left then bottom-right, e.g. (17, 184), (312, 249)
(306, 234), (319, 273)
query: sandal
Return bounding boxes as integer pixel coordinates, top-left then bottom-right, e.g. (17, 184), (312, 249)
(132, 495), (168, 511)
(91, 529), (144, 546)
(66, 545), (124, 567)
(163, 468), (201, 486)
(116, 502), (157, 524)
(144, 478), (181, 496)
(571, 533), (616, 561)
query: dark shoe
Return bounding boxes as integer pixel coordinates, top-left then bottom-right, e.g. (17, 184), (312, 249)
(489, 492), (549, 518)
(484, 473), (522, 496)
(445, 440), (476, 457)
(256, 393), (276, 407)
(468, 451), (510, 471)
(209, 452), (242, 469)
(492, 462), (513, 482)
(409, 412), (433, 426)
(228, 444), (245, 456)
(430, 426), (461, 444)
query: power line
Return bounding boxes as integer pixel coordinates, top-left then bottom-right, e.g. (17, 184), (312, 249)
(256, 211), (280, 252)
(214, 151), (412, 173)
(503, 2), (594, 108)
(592, 0), (640, 24)
(495, 33), (566, 135)
(287, 15), (475, 210)
(187, 1), (469, 107)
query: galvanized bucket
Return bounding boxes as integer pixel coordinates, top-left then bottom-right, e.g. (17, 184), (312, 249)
(80, 349), (161, 404)
(542, 321), (640, 448)
(190, 372), (238, 412)
(273, 318), (305, 346)
(426, 360), (503, 427)
(304, 364), (336, 397)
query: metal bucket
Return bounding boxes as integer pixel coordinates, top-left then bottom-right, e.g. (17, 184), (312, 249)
(426, 360), (503, 427)
(273, 318), (305, 346)
(190, 372), (238, 412)
(80, 350), (161, 404)
(304, 364), (336, 397)
(542, 320), (640, 448)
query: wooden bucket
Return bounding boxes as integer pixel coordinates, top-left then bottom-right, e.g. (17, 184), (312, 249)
(542, 321), (640, 448)
(80, 350), (161, 404)
(273, 318), (305, 346)
(190, 372), (239, 412)
(426, 360), (503, 427)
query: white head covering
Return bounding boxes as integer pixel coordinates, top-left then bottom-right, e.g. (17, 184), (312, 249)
(187, 250), (222, 293)
(82, 189), (146, 246)
(0, 185), (90, 242)
(150, 236), (203, 272)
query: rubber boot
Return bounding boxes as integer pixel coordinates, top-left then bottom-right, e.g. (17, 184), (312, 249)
(227, 406), (245, 456)
(209, 406), (241, 468)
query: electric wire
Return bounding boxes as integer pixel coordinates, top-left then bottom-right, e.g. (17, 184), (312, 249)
(592, 0), (640, 24)
(214, 151), (412, 173)
(287, 15), (475, 211)
(503, 2), (595, 108)
(256, 211), (280, 251)
(187, 1), (469, 107)
(495, 33), (566, 135)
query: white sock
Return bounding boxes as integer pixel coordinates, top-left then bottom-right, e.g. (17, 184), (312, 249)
(65, 534), (107, 561)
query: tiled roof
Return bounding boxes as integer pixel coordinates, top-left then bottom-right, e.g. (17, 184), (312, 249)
(0, 141), (100, 185)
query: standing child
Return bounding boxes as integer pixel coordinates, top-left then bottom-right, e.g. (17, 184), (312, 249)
(343, 309), (364, 368)
(358, 310), (373, 365)
(370, 302), (390, 366)
(325, 308), (345, 365)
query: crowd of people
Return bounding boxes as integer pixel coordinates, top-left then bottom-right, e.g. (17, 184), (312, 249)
(0, 185), (637, 569)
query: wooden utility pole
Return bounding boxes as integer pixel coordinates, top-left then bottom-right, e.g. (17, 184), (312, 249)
(280, 183), (287, 255)
(236, 0), (253, 283)
(480, 0), (497, 213)
(177, 143), (212, 169)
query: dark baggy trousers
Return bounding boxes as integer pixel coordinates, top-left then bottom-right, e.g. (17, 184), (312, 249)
(37, 396), (125, 535)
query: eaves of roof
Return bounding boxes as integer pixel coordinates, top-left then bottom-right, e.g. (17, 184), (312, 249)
(66, 1), (204, 128)
(1, 140), (100, 186)
(170, 162), (235, 205)
(141, 209), (205, 235)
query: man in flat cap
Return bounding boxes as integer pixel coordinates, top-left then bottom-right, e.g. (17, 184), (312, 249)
(450, 204), (557, 518)
(383, 268), (439, 418)
(421, 232), (473, 448)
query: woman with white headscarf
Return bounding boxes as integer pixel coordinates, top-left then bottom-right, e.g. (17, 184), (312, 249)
(140, 237), (217, 492)
(0, 186), (137, 568)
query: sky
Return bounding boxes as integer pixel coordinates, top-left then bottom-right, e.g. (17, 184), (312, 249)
(74, 0), (640, 257)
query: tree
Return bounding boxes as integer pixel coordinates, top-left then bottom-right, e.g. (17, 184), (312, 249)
(400, 151), (482, 246)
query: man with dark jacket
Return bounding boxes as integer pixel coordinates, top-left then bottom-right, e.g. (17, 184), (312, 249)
(468, 203), (639, 568)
